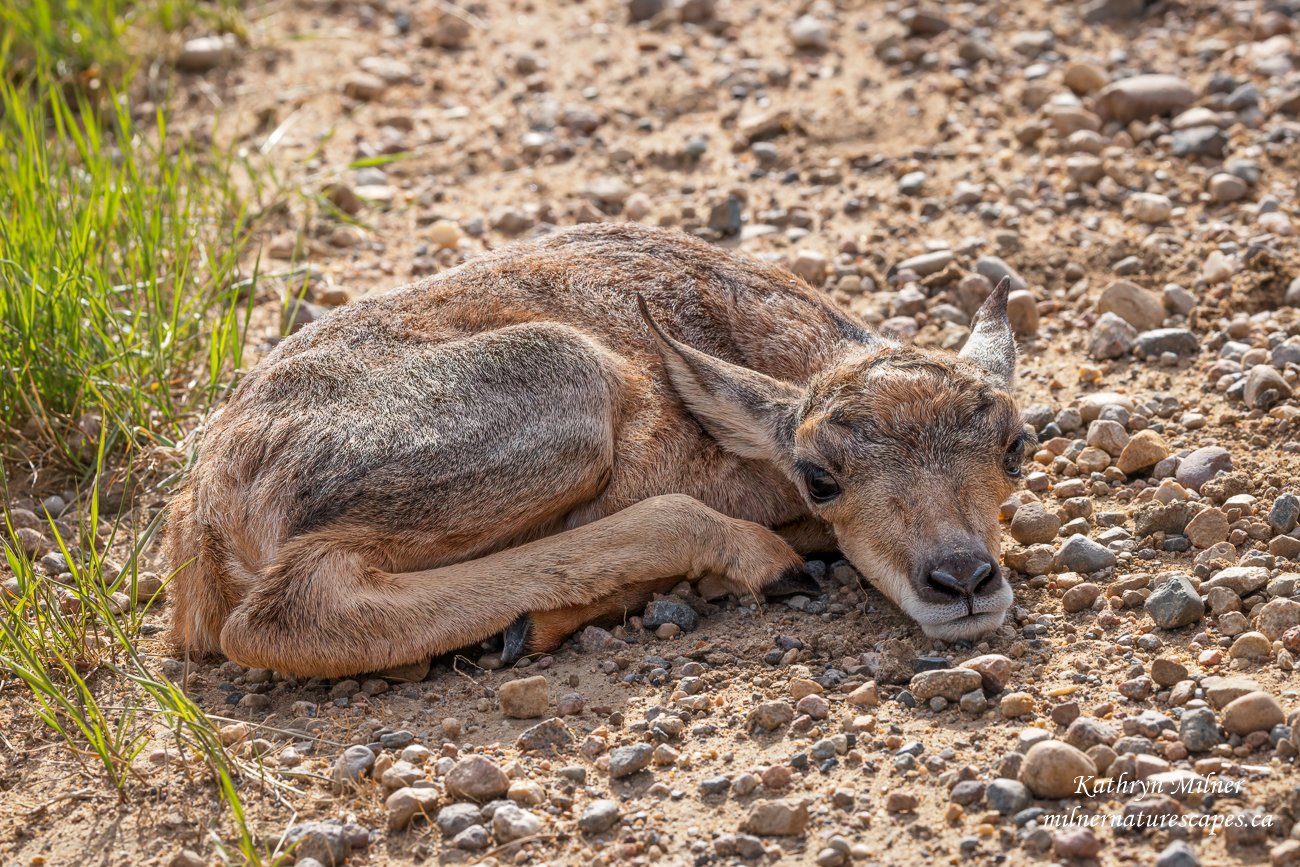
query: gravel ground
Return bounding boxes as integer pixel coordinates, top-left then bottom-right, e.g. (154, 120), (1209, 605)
(4, 1), (1300, 865)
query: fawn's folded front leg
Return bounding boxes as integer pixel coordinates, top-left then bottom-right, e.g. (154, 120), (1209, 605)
(219, 494), (805, 677)
(501, 494), (812, 661)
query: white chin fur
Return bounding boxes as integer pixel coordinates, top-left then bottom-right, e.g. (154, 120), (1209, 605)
(894, 577), (1014, 641)
(918, 610), (1008, 641)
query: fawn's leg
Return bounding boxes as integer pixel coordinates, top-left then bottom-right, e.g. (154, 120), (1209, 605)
(512, 526), (828, 661)
(218, 494), (805, 677)
(505, 577), (683, 662)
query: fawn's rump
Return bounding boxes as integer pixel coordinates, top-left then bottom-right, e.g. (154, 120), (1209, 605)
(166, 319), (622, 660)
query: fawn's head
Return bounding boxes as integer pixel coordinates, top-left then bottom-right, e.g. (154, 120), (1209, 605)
(641, 280), (1029, 642)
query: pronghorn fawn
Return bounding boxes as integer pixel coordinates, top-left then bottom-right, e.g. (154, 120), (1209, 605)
(166, 223), (1030, 678)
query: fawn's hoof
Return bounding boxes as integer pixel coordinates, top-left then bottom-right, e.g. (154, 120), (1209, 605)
(762, 565), (822, 598)
(501, 614), (533, 665)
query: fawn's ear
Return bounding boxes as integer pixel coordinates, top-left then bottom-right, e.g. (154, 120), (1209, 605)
(637, 295), (799, 464)
(959, 277), (1017, 390)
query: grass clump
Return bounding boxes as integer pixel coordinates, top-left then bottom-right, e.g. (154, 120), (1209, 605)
(0, 1), (253, 470)
(0, 447), (271, 862)
(1, 1), (279, 862)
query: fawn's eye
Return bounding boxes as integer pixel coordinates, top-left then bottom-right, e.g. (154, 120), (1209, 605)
(1004, 435), (1027, 478)
(802, 466), (841, 504)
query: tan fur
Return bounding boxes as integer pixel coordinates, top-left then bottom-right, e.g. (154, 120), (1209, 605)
(165, 224), (1024, 677)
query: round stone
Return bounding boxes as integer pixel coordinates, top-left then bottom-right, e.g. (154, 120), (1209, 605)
(1098, 280), (1165, 331)
(499, 675), (550, 719)
(1095, 74), (1195, 122)
(1019, 740), (1094, 799)
(1228, 632), (1272, 660)
(1221, 691), (1284, 735)
(1175, 447), (1232, 493)
(1062, 582), (1101, 613)
(446, 755), (509, 802)
(1011, 502), (1061, 545)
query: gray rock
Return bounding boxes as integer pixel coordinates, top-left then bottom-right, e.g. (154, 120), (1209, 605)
(974, 256), (1027, 292)
(1171, 126), (1227, 158)
(1204, 566), (1269, 596)
(386, 787), (439, 831)
(1089, 312), (1137, 360)
(748, 701), (794, 733)
(609, 743), (653, 778)
(901, 6), (951, 35)
(1145, 574), (1204, 628)
(986, 779), (1032, 815)
(898, 171), (927, 196)
(579, 799), (621, 834)
(451, 824), (490, 850)
(950, 780), (985, 806)
(1270, 494), (1300, 534)
(627, 0), (665, 22)
(492, 804), (542, 842)
(643, 599), (700, 632)
(1134, 328), (1199, 359)
(894, 250), (954, 277)
(330, 745), (375, 793)
(1255, 598), (1300, 640)
(1244, 365), (1291, 409)
(379, 729), (414, 749)
(515, 717), (575, 753)
(1179, 707), (1221, 752)
(678, 0), (717, 23)
(1221, 691), (1284, 735)
(959, 689), (988, 713)
(1098, 280), (1164, 331)
(1083, 0), (1145, 22)
(1202, 675), (1261, 709)
(1272, 340), (1300, 368)
(1096, 75), (1194, 122)
(1087, 419), (1130, 456)
(1156, 840), (1200, 867)
(707, 196), (743, 237)
(1065, 717), (1117, 750)
(1055, 534), (1117, 573)
(280, 823), (349, 866)
(436, 803), (482, 837)
(1134, 502), (1193, 537)
(740, 798), (809, 836)
(580, 625), (626, 652)
(1208, 172), (1248, 204)
(176, 35), (235, 73)
(342, 71), (387, 101)
(1175, 447), (1233, 492)
(38, 551), (69, 575)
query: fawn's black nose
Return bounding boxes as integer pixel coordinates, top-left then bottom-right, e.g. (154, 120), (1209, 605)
(921, 551), (1001, 601)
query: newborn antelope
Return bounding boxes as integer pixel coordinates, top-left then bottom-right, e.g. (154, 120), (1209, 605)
(166, 223), (1028, 677)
